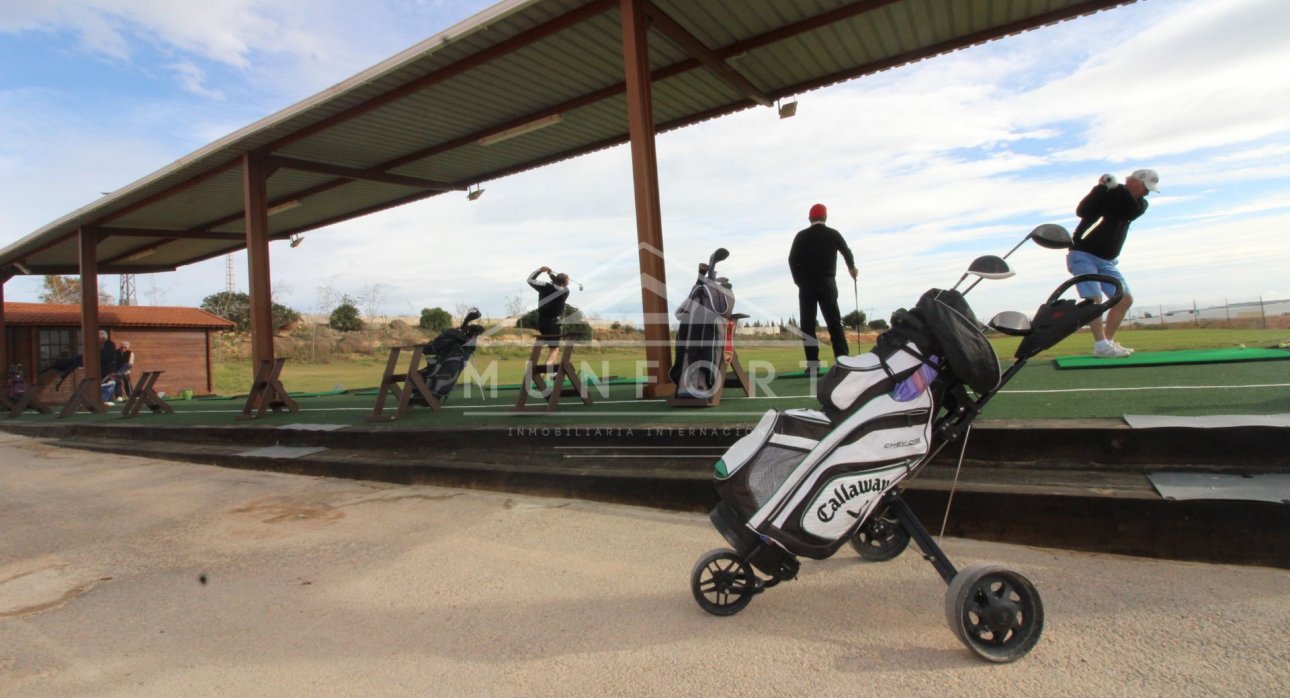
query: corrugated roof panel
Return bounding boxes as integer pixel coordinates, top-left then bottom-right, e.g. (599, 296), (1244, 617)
(0, 0), (1137, 276)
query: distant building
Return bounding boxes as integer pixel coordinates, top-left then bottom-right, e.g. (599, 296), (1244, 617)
(3, 303), (234, 400)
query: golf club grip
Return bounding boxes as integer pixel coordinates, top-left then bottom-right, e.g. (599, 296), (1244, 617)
(1048, 274), (1124, 310)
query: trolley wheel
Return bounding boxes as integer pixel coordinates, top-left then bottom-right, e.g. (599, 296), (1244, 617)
(691, 548), (757, 616)
(849, 511), (910, 562)
(944, 563), (1044, 663)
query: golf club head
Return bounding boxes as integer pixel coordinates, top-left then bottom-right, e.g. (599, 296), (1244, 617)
(462, 308), (482, 324)
(1029, 223), (1073, 250)
(988, 310), (1033, 336)
(966, 255), (1015, 280)
(707, 248), (730, 278)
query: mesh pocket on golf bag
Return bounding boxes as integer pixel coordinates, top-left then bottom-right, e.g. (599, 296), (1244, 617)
(746, 444), (808, 508)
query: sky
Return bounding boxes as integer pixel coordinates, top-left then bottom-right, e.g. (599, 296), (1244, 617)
(2, 0), (1289, 328)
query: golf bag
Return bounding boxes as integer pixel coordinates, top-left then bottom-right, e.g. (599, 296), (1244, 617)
(710, 288), (999, 575)
(414, 310), (484, 403)
(670, 250), (734, 399)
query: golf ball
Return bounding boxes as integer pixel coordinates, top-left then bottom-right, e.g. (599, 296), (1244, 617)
(1238, 344), (1245, 349)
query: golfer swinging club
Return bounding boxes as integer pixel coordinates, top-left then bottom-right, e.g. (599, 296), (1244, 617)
(528, 265), (572, 366)
(788, 203), (858, 375)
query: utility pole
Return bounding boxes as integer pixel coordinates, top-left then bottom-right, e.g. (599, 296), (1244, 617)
(119, 274), (135, 306)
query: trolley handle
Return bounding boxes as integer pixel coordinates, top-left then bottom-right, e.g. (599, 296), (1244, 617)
(1046, 273), (1124, 311)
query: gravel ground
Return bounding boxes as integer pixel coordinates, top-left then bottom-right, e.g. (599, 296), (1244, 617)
(1, 431), (1286, 696)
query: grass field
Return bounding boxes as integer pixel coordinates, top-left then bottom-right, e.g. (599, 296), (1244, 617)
(213, 327), (1289, 395)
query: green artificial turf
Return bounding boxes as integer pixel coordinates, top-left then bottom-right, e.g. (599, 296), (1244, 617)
(1054, 347), (1290, 370)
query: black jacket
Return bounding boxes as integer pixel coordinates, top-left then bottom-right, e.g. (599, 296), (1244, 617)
(528, 271), (568, 321)
(1072, 184), (1148, 260)
(788, 223), (855, 286)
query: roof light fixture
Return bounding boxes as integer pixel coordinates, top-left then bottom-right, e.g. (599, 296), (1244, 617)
(13, 261), (31, 274)
(123, 247), (159, 262)
(467, 185), (485, 201)
(777, 99), (798, 119)
(267, 199), (303, 216)
(289, 234), (304, 248)
(478, 114), (562, 146)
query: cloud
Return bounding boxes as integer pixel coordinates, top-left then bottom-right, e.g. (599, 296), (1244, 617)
(2, 0), (1288, 331)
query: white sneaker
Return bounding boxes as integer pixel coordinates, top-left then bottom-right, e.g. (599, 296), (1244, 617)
(1094, 342), (1131, 358)
(1112, 341), (1135, 355)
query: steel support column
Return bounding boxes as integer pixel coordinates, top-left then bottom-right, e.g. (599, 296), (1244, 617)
(242, 152), (276, 370)
(620, 0), (673, 398)
(78, 227), (102, 380)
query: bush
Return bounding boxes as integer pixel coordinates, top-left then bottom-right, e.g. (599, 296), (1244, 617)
(329, 297), (363, 331)
(201, 291), (301, 332)
(419, 307), (453, 332)
(843, 309), (867, 330)
(867, 318), (889, 331)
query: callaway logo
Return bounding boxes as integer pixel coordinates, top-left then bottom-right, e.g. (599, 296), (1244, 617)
(816, 477), (889, 522)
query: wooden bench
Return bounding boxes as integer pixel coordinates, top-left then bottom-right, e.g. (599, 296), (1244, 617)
(4, 375), (54, 418)
(514, 334), (591, 412)
(238, 358), (299, 420)
(58, 370), (109, 417)
(120, 370), (174, 418)
(367, 345), (444, 421)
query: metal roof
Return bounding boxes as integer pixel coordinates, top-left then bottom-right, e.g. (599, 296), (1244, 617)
(0, 0), (1133, 278)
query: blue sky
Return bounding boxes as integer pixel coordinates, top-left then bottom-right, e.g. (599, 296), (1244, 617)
(2, 0), (1289, 326)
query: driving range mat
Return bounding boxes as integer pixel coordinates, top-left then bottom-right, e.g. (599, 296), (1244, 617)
(1054, 347), (1290, 370)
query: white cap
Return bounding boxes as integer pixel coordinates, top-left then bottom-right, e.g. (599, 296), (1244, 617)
(1129, 168), (1160, 192)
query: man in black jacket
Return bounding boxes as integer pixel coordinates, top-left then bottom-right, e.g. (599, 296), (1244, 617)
(788, 203), (858, 373)
(1066, 168), (1158, 358)
(528, 266), (571, 365)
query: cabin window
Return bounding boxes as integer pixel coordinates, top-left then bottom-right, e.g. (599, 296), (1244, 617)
(37, 328), (81, 372)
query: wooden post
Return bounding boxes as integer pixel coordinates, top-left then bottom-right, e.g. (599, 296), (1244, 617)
(78, 227), (102, 380)
(0, 277), (6, 379)
(243, 152), (275, 371)
(620, 0), (673, 398)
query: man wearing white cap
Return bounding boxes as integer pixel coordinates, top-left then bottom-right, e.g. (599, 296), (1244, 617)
(1067, 168), (1159, 358)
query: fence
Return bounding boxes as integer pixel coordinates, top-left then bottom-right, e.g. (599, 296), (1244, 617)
(1129, 297), (1289, 330)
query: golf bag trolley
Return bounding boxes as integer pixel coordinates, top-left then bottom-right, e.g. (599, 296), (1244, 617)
(689, 226), (1123, 663)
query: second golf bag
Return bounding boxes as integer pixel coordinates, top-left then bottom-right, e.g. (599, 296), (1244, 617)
(710, 288), (999, 575)
(415, 309), (485, 403)
(670, 248), (734, 399)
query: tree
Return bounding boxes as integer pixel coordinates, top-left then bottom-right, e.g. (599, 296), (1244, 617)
(419, 307), (453, 332)
(200, 291), (301, 331)
(843, 309), (867, 330)
(39, 275), (113, 305)
(867, 318), (890, 331)
(329, 296), (363, 331)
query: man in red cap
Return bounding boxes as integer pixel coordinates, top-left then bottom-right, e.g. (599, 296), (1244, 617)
(788, 203), (858, 373)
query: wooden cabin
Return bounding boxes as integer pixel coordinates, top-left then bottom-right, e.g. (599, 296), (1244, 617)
(3, 303), (234, 402)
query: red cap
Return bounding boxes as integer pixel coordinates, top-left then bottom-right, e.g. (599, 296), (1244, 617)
(808, 203), (827, 222)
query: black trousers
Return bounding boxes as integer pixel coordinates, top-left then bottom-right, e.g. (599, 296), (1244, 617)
(798, 278), (849, 362)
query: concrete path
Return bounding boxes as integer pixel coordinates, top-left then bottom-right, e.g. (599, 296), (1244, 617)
(1, 432), (1286, 696)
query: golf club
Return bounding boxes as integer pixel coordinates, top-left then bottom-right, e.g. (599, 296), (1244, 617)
(954, 222), (1072, 295)
(548, 270), (583, 291)
(853, 276), (861, 350)
(950, 254), (1014, 294)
